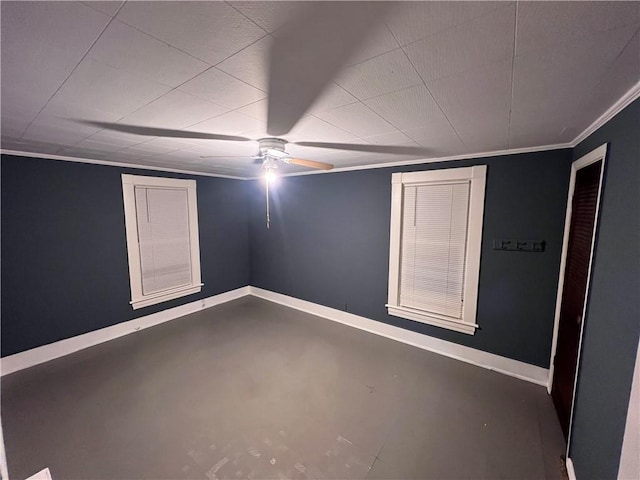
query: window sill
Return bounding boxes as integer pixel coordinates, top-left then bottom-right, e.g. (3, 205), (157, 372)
(386, 305), (477, 335)
(131, 284), (203, 310)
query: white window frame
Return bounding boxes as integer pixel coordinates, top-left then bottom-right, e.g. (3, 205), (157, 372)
(386, 165), (487, 335)
(122, 174), (203, 310)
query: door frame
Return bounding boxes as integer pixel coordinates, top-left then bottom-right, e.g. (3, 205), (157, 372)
(547, 143), (607, 451)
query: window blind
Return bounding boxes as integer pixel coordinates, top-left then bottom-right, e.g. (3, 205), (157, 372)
(134, 186), (192, 295)
(399, 182), (470, 319)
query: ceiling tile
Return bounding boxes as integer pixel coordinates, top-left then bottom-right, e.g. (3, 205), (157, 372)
(181, 140), (259, 158)
(569, 29), (640, 139)
(2, 1), (639, 177)
(85, 130), (148, 148)
(1, 1), (110, 58)
(1, 2), (110, 119)
(361, 131), (418, 146)
(403, 123), (468, 156)
(456, 119), (510, 152)
(307, 84), (358, 114)
(386, 1), (507, 47)
(236, 99), (269, 123)
(228, 1), (309, 34)
(139, 137), (203, 150)
(1, 117), (32, 139)
(336, 49), (422, 100)
(3, 138), (63, 155)
(190, 111), (264, 136)
(217, 36), (270, 91)
(404, 4), (516, 82)
(364, 85), (448, 131)
(105, 149), (150, 162)
(74, 138), (127, 153)
(1, 37), (79, 116)
(21, 117), (96, 146)
(122, 141), (182, 156)
(81, 1), (124, 17)
(428, 61), (512, 118)
(314, 102), (397, 138)
(516, 1), (640, 56)
(428, 60), (512, 151)
(117, 2), (266, 65)
(119, 90), (228, 130)
(178, 67), (267, 109)
(44, 58), (172, 119)
(345, 24), (399, 66)
(286, 115), (359, 143)
(88, 20), (209, 87)
(511, 24), (639, 126)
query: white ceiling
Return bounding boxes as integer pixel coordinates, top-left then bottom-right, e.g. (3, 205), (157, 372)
(1, 1), (639, 178)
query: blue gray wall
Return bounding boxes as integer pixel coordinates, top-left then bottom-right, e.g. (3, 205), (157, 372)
(249, 150), (573, 368)
(568, 98), (640, 480)
(1, 155), (250, 356)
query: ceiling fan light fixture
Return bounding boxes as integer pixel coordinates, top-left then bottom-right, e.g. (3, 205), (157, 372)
(264, 168), (277, 185)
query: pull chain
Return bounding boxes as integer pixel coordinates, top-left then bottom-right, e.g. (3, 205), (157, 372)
(265, 176), (270, 229)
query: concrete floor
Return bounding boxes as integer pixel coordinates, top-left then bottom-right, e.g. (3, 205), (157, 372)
(3, 296), (565, 479)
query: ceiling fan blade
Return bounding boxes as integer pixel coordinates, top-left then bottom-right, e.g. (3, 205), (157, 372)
(293, 141), (434, 156)
(199, 155), (254, 159)
(286, 158), (334, 170)
(266, 2), (390, 136)
(75, 120), (253, 142)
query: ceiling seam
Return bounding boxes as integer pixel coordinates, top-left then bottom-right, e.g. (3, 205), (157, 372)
(388, 27), (470, 152)
(79, 33), (274, 154)
(328, 3), (514, 75)
(16, 2), (128, 144)
(562, 25), (640, 142)
(394, 2), (513, 52)
(113, 2), (271, 70)
(507, 1), (519, 149)
(224, 1), (270, 36)
(80, 0), (124, 19)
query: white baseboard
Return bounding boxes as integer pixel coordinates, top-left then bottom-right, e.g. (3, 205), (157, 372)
(0, 418), (7, 480)
(250, 287), (550, 386)
(567, 457), (577, 480)
(1, 285), (550, 387)
(0, 286), (250, 376)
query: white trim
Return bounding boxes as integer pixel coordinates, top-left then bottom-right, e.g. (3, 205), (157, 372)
(618, 336), (640, 480)
(121, 174), (203, 310)
(386, 305), (477, 335)
(249, 143), (571, 179)
(250, 287), (549, 386)
(0, 285), (550, 386)
(387, 165), (486, 335)
(3, 80), (638, 181)
(25, 468), (53, 480)
(0, 149), (246, 180)
(546, 145), (607, 453)
(0, 286), (250, 376)
(0, 417), (7, 480)
(572, 80), (640, 146)
(567, 457), (578, 480)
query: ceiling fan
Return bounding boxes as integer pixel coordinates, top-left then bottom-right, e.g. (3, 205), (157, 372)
(74, 2), (434, 226)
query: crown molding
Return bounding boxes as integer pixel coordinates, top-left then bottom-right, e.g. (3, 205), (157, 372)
(0, 149), (247, 180)
(269, 142), (572, 179)
(3, 80), (638, 179)
(571, 80), (640, 147)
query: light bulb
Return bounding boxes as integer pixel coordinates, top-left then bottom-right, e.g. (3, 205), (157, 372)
(265, 170), (277, 184)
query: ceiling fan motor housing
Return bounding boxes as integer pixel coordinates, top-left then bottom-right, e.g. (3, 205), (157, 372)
(258, 138), (288, 155)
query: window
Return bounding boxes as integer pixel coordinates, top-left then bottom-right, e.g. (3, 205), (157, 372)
(121, 174), (202, 309)
(387, 166), (486, 335)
